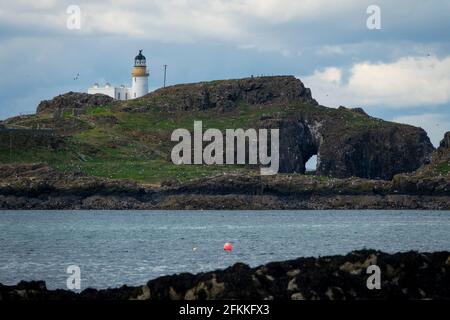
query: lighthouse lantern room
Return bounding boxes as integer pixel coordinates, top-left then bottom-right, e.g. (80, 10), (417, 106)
(131, 50), (150, 99)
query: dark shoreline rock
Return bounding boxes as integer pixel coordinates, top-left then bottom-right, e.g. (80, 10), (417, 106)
(0, 194), (448, 210)
(1, 250), (449, 300)
(0, 163), (448, 210)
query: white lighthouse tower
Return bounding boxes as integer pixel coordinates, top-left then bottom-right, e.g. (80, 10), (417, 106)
(88, 50), (149, 100)
(131, 50), (149, 99)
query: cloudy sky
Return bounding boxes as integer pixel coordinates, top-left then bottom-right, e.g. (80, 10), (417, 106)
(0, 0), (449, 146)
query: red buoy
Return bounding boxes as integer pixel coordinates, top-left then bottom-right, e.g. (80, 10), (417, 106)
(223, 242), (233, 251)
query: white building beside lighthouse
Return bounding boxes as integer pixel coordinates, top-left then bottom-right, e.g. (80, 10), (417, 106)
(88, 50), (149, 100)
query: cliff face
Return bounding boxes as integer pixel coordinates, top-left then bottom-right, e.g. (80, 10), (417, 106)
(260, 107), (434, 180)
(316, 124), (433, 180)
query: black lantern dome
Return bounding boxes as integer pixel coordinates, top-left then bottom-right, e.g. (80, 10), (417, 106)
(134, 50), (146, 67)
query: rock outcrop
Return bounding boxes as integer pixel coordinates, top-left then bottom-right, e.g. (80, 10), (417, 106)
(1, 250), (449, 300)
(316, 123), (434, 180)
(36, 91), (113, 114)
(439, 131), (450, 151)
(260, 106), (434, 179)
(420, 131), (450, 175)
(137, 76), (318, 112)
(391, 131), (449, 195)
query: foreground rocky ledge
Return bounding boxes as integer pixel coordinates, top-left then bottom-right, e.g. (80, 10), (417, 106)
(1, 250), (449, 300)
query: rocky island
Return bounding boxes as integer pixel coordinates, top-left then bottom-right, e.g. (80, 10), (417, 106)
(0, 76), (448, 209)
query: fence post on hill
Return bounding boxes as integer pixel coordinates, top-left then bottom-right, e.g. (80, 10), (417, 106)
(9, 131), (12, 162)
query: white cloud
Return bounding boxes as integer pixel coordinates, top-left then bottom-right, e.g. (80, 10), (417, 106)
(303, 55), (450, 108)
(2, 0), (450, 58)
(228, 0), (359, 23)
(392, 114), (450, 147)
(82, 1), (247, 42)
(312, 67), (342, 84)
(0, 0), (364, 51)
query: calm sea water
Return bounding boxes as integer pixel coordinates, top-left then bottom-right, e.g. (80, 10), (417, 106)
(0, 210), (449, 289)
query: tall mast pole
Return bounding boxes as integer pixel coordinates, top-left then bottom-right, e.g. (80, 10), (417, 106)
(163, 65), (167, 88)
